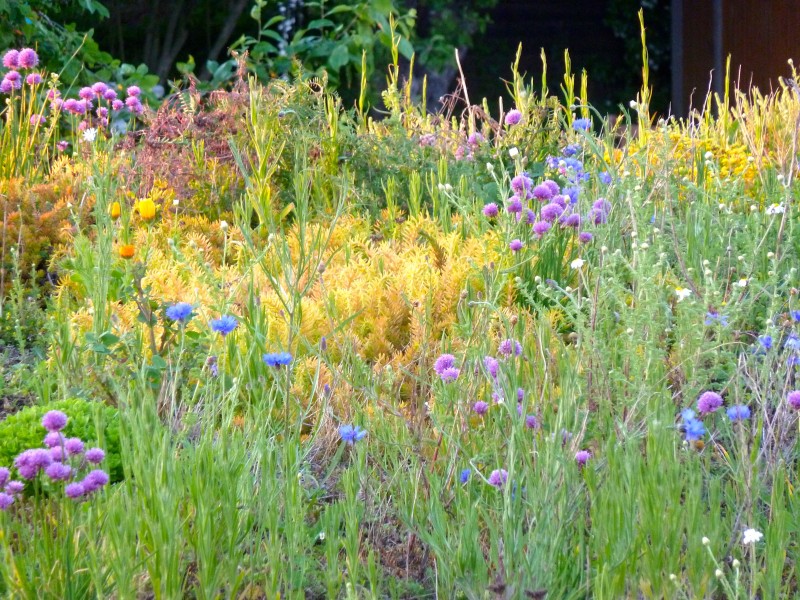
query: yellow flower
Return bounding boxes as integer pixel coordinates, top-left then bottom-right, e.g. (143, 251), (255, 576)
(138, 198), (156, 221)
(109, 201), (121, 220)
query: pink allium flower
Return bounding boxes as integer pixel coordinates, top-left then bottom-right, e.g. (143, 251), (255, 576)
(562, 213), (581, 229)
(697, 391), (723, 414)
(509, 239), (524, 253)
(91, 82), (108, 96)
(96, 106), (108, 119)
(111, 99), (124, 111)
(532, 221), (551, 236)
(5, 481), (24, 495)
(505, 109), (522, 126)
(468, 132), (484, 146)
(525, 415), (538, 429)
(578, 231), (593, 244)
(483, 203), (499, 218)
(81, 469), (109, 493)
(551, 194), (568, 208)
(126, 85), (141, 97)
(488, 468), (508, 487)
(17, 48), (38, 69)
(57, 140), (68, 152)
(64, 438), (84, 456)
(483, 356), (499, 378)
(14, 448), (52, 479)
(44, 431), (64, 448)
(440, 367), (460, 382)
(0, 78), (14, 94)
(65, 482), (85, 499)
(473, 400), (489, 415)
(543, 180), (560, 196)
(787, 390), (800, 410)
(498, 339), (522, 357)
(85, 448), (105, 464)
(575, 450), (591, 466)
(29, 114), (44, 126)
(103, 88), (117, 101)
(0, 467), (8, 488)
(45, 462), (72, 482)
(0, 492), (13, 510)
(2, 49), (19, 69)
(46, 89), (60, 100)
(532, 183), (554, 201)
(42, 410), (68, 432)
(50, 446), (66, 462)
(25, 72), (42, 85)
(506, 196), (523, 214)
(540, 202), (564, 222)
(78, 86), (94, 100)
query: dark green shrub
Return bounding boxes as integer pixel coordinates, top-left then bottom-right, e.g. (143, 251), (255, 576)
(0, 398), (122, 483)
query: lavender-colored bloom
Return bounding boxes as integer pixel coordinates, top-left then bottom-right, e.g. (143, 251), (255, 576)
(506, 195), (523, 214)
(483, 356), (499, 378)
(551, 194), (568, 209)
(524, 209), (537, 225)
(0, 468), (8, 488)
(684, 418), (705, 440)
(562, 213), (581, 229)
(572, 118), (591, 131)
(505, 109), (522, 126)
(680, 408), (696, 421)
(473, 400), (489, 415)
(487, 469), (508, 488)
(85, 448), (105, 464)
(434, 354), (455, 375)
(25, 72), (42, 85)
(540, 202), (564, 222)
(103, 88), (118, 101)
(50, 446), (66, 462)
(74, 99), (89, 114)
(17, 48), (38, 69)
(532, 221), (551, 236)
(483, 202), (499, 218)
(42, 410), (68, 432)
(63, 98), (79, 113)
(509, 239), (524, 253)
(91, 82), (108, 97)
(542, 180), (560, 196)
(532, 183), (554, 201)
(787, 390), (800, 410)
(727, 405), (751, 422)
(578, 231), (593, 244)
(599, 171), (612, 185)
(590, 198), (611, 224)
(111, 99), (124, 111)
(126, 85), (141, 97)
(2, 49), (19, 69)
(757, 335), (773, 350)
(0, 493), (13, 510)
(0, 79), (12, 94)
(45, 462), (72, 482)
(467, 132), (484, 146)
(575, 450), (591, 466)
(517, 388), (524, 402)
(562, 144), (580, 157)
(511, 175), (532, 196)
(263, 352), (292, 367)
(64, 438), (84, 456)
(210, 315), (238, 336)
(57, 140), (68, 152)
(82, 469), (109, 493)
(704, 311), (729, 327)
(338, 425), (367, 445)
(785, 334), (800, 352)
(564, 186), (580, 204)
(525, 415), (538, 429)
(15, 448), (52, 479)
(166, 302), (194, 323)
(459, 468), (471, 484)
(96, 106), (109, 119)
(4, 70), (20, 84)
(44, 431), (64, 448)
(498, 339), (522, 357)
(697, 391), (723, 414)
(5, 481), (23, 495)
(78, 86), (94, 100)
(440, 367), (460, 382)
(65, 482), (85, 499)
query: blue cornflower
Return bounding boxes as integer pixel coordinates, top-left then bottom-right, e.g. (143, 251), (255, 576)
(785, 334), (800, 352)
(757, 335), (773, 351)
(727, 405), (751, 422)
(165, 302), (193, 323)
(684, 418), (705, 441)
(459, 468), (471, 484)
(263, 352), (292, 367)
(338, 425), (367, 445)
(210, 315), (238, 336)
(704, 311), (729, 327)
(599, 171), (612, 185)
(563, 144), (581, 157)
(545, 156), (559, 170)
(680, 408), (696, 421)
(791, 310), (800, 322)
(572, 118), (591, 131)
(788, 355), (800, 367)
(563, 186), (579, 204)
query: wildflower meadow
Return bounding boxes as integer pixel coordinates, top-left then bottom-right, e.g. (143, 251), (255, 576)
(3, 26), (800, 599)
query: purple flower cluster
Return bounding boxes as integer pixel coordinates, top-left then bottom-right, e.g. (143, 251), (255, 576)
(434, 354), (460, 382)
(0, 48), (39, 93)
(52, 82), (144, 133)
(0, 410), (110, 509)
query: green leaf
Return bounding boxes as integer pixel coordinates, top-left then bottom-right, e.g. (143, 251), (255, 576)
(151, 355), (167, 370)
(328, 45), (350, 71)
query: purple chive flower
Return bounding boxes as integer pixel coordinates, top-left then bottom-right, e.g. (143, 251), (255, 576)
(111, 99), (124, 111)
(488, 469), (508, 488)
(14, 449), (52, 479)
(440, 367), (461, 382)
(572, 118), (591, 131)
(0, 468), (8, 488)
(562, 213), (582, 229)
(64, 438), (84, 456)
(166, 302), (194, 323)
(524, 209), (537, 225)
(2, 49), (19, 69)
(0, 79), (13, 94)
(483, 202), (499, 218)
(263, 352), (292, 367)
(65, 482), (85, 499)
(684, 418), (705, 440)
(0, 493), (13, 510)
(599, 171), (612, 185)
(82, 469), (109, 493)
(434, 354), (456, 375)
(505, 109), (522, 126)
(25, 72), (42, 85)
(17, 48), (38, 69)
(5, 481), (23, 495)
(525, 414), (538, 429)
(44, 431), (64, 448)
(57, 140), (68, 152)
(532, 183), (554, 202)
(4, 70), (20, 84)
(509, 239), (524, 253)
(532, 221), (551, 237)
(45, 462), (72, 482)
(78, 86), (94, 100)
(483, 356), (499, 378)
(697, 391), (723, 415)
(126, 85), (141, 97)
(91, 82), (108, 97)
(467, 132), (484, 146)
(575, 450), (591, 466)
(511, 175), (532, 196)
(338, 425), (367, 445)
(96, 106), (109, 119)
(578, 231), (594, 244)
(541, 202), (564, 222)
(42, 410), (68, 432)
(460, 468), (471, 484)
(727, 405), (751, 422)
(542, 180), (560, 196)
(210, 315), (238, 336)
(473, 401), (489, 416)
(498, 339), (522, 357)
(787, 391), (800, 410)
(85, 448), (105, 464)
(50, 446), (66, 462)
(551, 194), (568, 209)
(506, 196), (523, 214)
(103, 88), (118, 101)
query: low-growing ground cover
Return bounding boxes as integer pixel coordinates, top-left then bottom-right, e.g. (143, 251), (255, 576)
(2, 42), (800, 599)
